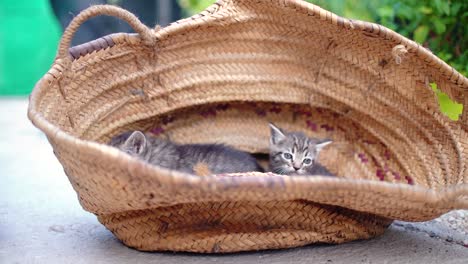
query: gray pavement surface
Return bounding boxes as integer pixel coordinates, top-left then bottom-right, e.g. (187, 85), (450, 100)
(1, 99), (467, 263)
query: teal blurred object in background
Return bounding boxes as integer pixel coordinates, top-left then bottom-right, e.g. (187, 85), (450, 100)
(0, 0), (61, 95)
(0, 0), (180, 96)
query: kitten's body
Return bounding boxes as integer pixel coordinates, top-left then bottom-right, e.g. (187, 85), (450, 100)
(304, 162), (334, 176)
(109, 131), (263, 175)
(268, 124), (334, 176)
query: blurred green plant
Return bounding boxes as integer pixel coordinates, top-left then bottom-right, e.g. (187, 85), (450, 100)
(431, 83), (463, 120)
(178, 0), (466, 120)
(178, 0), (216, 16)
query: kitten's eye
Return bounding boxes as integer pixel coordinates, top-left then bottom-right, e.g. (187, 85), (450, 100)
(283, 153), (293, 160)
(303, 158), (313, 165)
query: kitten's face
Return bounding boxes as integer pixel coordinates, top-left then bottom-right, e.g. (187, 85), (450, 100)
(109, 131), (149, 159)
(269, 123), (331, 175)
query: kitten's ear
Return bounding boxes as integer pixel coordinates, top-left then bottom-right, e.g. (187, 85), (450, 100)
(269, 123), (286, 144)
(315, 139), (332, 152)
(125, 131), (147, 154)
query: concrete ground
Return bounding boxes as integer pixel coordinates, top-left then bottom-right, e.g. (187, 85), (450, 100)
(1, 98), (467, 263)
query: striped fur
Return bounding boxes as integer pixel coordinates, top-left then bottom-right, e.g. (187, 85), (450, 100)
(269, 123), (333, 176)
(109, 131), (263, 175)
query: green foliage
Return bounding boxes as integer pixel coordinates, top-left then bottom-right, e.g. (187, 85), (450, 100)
(431, 83), (463, 121)
(178, 0), (466, 120)
(177, 0), (216, 16)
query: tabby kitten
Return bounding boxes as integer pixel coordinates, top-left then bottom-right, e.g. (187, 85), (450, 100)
(268, 123), (334, 176)
(109, 130), (263, 175)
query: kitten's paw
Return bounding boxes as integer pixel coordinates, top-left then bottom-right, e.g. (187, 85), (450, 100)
(193, 162), (212, 176)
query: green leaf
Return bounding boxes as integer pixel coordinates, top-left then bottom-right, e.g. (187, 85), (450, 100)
(398, 5), (413, 19)
(414, 25), (429, 44)
(451, 3), (462, 14)
(437, 52), (453, 61)
(441, 2), (450, 15)
(438, 92), (463, 121)
(431, 82), (463, 121)
(377, 6), (393, 17)
(433, 20), (446, 34)
(433, 0), (451, 15)
(419, 6), (432, 15)
(179, 0), (215, 15)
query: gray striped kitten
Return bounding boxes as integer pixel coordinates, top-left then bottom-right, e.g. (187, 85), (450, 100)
(109, 130), (263, 175)
(268, 123), (334, 176)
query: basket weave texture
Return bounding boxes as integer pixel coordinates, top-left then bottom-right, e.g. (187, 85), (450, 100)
(28, 0), (468, 253)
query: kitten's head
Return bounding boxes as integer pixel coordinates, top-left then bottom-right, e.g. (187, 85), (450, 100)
(109, 130), (149, 159)
(268, 123), (332, 175)
(109, 131), (179, 169)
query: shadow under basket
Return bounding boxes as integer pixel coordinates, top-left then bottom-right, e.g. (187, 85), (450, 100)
(28, 1), (468, 253)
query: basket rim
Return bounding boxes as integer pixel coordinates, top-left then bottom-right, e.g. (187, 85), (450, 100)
(65, 0), (468, 89)
(27, 0), (468, 219)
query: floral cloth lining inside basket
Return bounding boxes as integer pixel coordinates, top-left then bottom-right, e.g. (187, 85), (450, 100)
(147, 102), (414, 185)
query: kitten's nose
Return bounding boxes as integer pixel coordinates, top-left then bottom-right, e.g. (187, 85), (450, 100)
(293, 165), (301, 171)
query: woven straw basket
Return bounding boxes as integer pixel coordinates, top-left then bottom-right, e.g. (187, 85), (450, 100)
(28, 0), (467, 253)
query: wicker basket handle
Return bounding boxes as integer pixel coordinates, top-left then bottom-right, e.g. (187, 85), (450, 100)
(57, 5), (155, 61)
